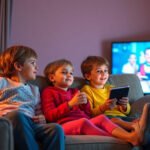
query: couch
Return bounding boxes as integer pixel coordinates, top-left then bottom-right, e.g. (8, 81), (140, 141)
(0, 74), (150, 150)
(0, 117), (13, 150)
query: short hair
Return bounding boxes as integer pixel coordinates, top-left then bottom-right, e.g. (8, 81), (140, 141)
(44, 59), (73, 79)
(81, 56), (109, 78)
(0, 45), (37, 77)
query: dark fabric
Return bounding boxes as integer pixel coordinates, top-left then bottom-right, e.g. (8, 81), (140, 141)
(5, 111), (65, 150)
(107, 115), (136, 122)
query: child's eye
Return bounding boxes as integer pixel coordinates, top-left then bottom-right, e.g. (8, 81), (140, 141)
(97, 69), (108, 74)
(31, 61), (36, 65)
(104, 69), (109, 73)
(62, 71), (67, 75)
(70, 72), (73, 75)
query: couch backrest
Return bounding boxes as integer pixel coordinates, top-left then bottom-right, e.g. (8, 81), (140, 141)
(108, 74), (144, 103)
(30, 74), (144, 104)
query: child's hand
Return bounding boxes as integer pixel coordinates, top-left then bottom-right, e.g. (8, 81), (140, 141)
(35, 103), (43, 115)
(68, 91), (87, 109)
(32, 114), (46, 124)
(117, 97), (128, 111)
(0, 104), (19, 116)
(118, 97), (128, 106)
(101, 99), (117, 111)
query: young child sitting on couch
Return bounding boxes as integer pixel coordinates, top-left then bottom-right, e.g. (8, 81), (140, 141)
(80, 56), (150, 131)
(41, 58), (149, 146)
(0, 45), (65, 150)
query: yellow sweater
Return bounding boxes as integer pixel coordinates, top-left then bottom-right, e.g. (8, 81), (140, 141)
(81, 84), (131, 117)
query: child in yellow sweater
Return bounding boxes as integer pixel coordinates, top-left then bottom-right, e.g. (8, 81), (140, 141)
(81, 56), (149, 131)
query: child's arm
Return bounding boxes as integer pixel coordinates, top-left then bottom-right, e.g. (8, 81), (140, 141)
(0, 94), (24, 117)
(0, 103), (19, 116)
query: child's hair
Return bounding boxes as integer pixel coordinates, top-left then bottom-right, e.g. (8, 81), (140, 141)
(81, 56), (109, 78)
(0, 45), (37, 78)
(44, 59), (73, 79)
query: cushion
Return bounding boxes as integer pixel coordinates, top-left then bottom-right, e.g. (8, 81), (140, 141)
(129, 95), (150, 118)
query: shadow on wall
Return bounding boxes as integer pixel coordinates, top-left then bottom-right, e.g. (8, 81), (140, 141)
(101, 33), (150, 74)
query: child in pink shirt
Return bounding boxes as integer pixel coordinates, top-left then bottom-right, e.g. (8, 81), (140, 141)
(41, 59), (149, 146)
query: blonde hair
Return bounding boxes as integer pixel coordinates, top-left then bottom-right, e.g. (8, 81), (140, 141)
(0, 45), (37, 78)
(44, 59), (73, 79)
(81, 56), (109, 78)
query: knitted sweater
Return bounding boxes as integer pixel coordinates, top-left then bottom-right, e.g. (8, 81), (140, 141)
(41, 86), (91, 124)
(0, 77), (40, 117)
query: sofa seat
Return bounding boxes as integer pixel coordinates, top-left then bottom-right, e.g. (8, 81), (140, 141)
(66, 135), (132, 150)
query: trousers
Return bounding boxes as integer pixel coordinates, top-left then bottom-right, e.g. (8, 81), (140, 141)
(6, 111), (65, 150)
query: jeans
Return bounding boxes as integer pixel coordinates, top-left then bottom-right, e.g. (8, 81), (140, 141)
(5, 111), (65, 150)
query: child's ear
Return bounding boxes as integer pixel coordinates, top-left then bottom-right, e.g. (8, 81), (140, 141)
(84, 73), (91, 81)
(14, 62), (23, 71)
(48, 74), (55, 82)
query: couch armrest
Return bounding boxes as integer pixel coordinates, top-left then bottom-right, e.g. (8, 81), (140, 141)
(0, 117), (14, 150)
(129, 95), (150, 118)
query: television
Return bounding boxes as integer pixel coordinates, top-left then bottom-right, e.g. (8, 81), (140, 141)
(111, 41), (150, 94)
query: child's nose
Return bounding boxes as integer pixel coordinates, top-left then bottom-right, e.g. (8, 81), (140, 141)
(67, 73), (72, 76)
(35, 65), (39, 70)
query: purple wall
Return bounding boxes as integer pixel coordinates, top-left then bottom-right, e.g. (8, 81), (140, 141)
(10, 0), (150, 76)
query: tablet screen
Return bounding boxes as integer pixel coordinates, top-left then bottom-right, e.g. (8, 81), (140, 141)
(109, 86), (130, 102)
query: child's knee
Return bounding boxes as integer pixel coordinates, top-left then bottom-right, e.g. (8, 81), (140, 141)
(111, 117), (122, 124)
(98, 114), (108, 120)
(49, 123), (64, 136)
(78, 118), (89, 126)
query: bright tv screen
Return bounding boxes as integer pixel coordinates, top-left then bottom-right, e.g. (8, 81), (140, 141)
(111, 41), (150, 94)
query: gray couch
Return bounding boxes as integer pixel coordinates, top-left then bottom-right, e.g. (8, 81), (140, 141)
(0, 74), (150, 150)
(0, 118), (13, 150)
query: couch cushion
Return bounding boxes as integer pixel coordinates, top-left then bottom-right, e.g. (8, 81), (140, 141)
(0, 117), (14, 150)
(65, 135), (133, 150)
(129, 95), (150, 117)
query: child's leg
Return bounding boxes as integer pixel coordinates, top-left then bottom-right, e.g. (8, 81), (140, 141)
(132, 103), (150, 142)
(5, 111), (39, 150)
(6, 111), (65, 150)
(90, 114), (119, 135)
(90, 106), (150, 147)
(62, 118), (110, 136)
(111, 118), (134, 131)
(91, 114), (140, 145)
(113, 103), (150, 146)
(138, 103), (150, 130)
(34, 123), (65, 150)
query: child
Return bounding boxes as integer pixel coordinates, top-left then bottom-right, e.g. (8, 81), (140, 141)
(0, 45), (65, 150)
(139, 48), (150, 80)
(41, 58), (149, 146)
(80, 56), (149, 131)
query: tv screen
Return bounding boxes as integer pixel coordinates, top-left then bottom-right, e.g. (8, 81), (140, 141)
(111, 41), (150, 94)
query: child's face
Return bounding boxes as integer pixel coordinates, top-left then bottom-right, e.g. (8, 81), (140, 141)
(50, 64), (74, 90)
(17, 57), (38, 82)
(86, 64), (109, 88)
